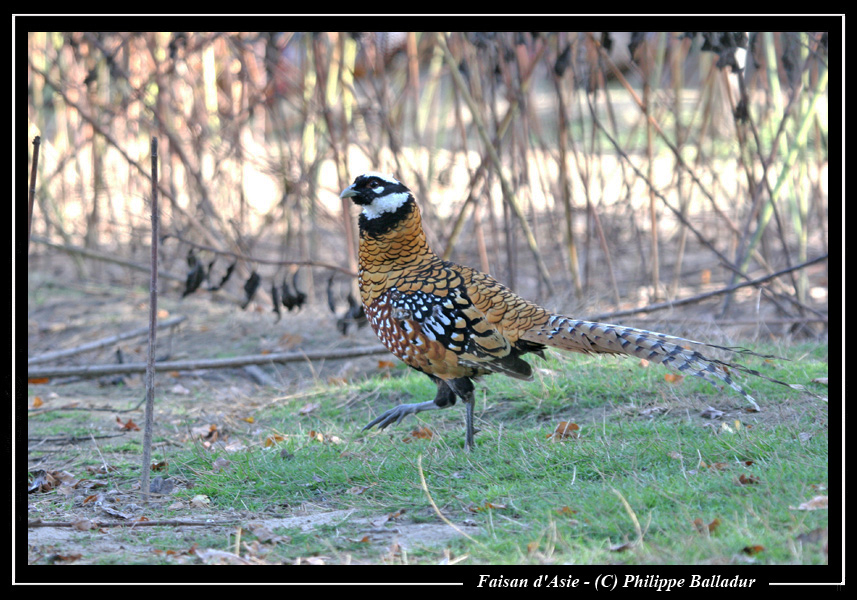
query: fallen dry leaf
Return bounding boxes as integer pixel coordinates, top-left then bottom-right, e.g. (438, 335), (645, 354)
(28, 469), (76, 493)
(308, 430), (342, 444)
(701, 406), (724, 419)
(191, 424), (217, 440)
(169, 383), (190, 395)
(190, 494), (210, 508)
(85, 464), (117, 475)
(792, 495), (828, 511)
(264, 433), (286, 447)
(548, 421), (580, 441)
(737, 474), (760, 485)
(693, 517), (721, 534)
(116, 416), (140, 431)
(279, 333), (303, 349)
(154, 543), (199, 558)
(385, 541), (402, 559)
(609, 541), (636, 552)
(28, 470), (58, 493)
(74, 478), (107, 491)
(71, 518), (94, 532)
(47, 553), (82, 564)
(406, 426), (433, 440)
(639, 405), (667, 417)
(100, 504), (134, 519)
(241, 540), (271, 560)
(371, 508), (406, 528)
(195, 548), (252, 565)
(796, 527), (828, 545)
(247, 522), (287, 543)
(664, 373), (684, 384)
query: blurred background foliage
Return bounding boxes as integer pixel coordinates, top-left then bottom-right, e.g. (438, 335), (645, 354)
(25, 31), (828, 338)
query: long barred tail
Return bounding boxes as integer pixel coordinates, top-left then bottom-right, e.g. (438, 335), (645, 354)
(520, 316), (801, 410)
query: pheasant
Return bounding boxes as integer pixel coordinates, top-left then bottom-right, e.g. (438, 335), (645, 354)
(341, 172), (776, 451)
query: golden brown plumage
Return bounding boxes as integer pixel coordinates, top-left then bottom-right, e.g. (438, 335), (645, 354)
(341, 173), (776, 450)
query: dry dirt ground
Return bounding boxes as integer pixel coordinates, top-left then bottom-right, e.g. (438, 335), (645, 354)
(24, 261), (464, 567)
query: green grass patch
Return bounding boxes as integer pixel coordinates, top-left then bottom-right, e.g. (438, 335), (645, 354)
(164, 342), (828, 564)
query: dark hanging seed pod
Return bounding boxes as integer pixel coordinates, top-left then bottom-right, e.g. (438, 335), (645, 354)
(272, 282), (282, 322)
(241, 271), (261, 309)
(182, 250), (205, 297)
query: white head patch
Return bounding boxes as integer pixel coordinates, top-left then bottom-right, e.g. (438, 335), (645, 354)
(362, 191), (410, 220)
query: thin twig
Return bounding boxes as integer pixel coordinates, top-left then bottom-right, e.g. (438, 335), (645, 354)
(28, 135), (41, 252)
(27, 518), (242, 529)
(30, 235), (185, 282)
(28, 316), (187, 365)
(26, 433), (128, 442)
(27, 345), (391, 379)
(612, 487), (645, 548)
(140, 137), (159, 504)
(417, 454), (482, 546)
(586, 254), (828, 322)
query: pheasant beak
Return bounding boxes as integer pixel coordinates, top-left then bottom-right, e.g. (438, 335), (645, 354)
(340, 185), (358, 199)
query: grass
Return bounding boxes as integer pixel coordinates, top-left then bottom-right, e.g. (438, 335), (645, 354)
(160, 341), (828, 565)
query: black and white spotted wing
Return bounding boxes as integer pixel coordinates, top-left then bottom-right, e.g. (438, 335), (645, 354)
(364, 283), (534, 379)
